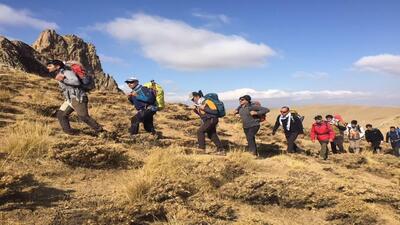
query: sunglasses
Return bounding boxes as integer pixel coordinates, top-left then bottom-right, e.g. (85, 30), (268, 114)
(239, 99), (245, 101)
(280, 111), (288, 113)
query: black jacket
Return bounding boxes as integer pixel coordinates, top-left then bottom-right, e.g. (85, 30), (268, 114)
(365, 128), (384, 143)
(273, 115), (304, 134)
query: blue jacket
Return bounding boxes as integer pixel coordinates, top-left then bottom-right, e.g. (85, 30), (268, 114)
(386, 130), (400, 147)
(129, 95), (147, 111)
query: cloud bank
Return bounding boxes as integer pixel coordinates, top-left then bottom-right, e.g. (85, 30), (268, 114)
(96, 13), (275, 70)
(0, 4), (58, 30)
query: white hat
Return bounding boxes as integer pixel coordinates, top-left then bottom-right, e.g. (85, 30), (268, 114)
(125, 77), (139, 83)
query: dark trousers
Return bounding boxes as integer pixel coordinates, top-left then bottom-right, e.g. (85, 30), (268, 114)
(57, 97), (102, 133)
(371, 141), (382, 153)
(130, 109), (156, 135)
(330, 136), (345, 153)
(244, 125), (260, 155)
(285, 132), (299, 153)
(319, 140), (329, 160)
(391, 142), (400, 157)
(197, 118), (223, 150)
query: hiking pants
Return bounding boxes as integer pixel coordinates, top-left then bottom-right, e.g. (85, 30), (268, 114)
(57, 97), (102, 133)
(319, 140), (329, 160)
(330, 136), (345, 154)
(391, 142), (400, 157)
(197, 117), (223, 150)
(371, 141), (382, 153)
(349, 139), (361, 153)
(244, 125), (260, 155)
(130, 109), (156, 135)
(285, 132), (299, 153)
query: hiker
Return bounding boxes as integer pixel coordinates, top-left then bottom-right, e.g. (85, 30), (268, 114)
(326, 115), (347, 153)
(386, 126), (400, 157)
(47, 60), (103, 135)
(126, 77), (157, 137)
(234, 95), (269, 156)
(365, 124), (384, 154)
(346, 120), (365, 153)
(310, 115), (335, 160)
(272, 106), (304, 153)
(190, 91), (225, 154)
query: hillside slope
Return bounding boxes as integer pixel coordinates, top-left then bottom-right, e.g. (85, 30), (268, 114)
(0, 68), (400, 225)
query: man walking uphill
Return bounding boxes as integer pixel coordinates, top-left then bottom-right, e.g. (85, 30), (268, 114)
(326, 115), (347, 154)
(365, 124), (384, 154)
(234, 95), (269, 156)
(190, 91), (224, 154)
(47, 60), (103, 135)
(272, 106), (304, 153)
(347, 120), (365, 153)
(386, 126), (400, 157)
(126, 77), (157, 137)
(310, 115), (335, 160)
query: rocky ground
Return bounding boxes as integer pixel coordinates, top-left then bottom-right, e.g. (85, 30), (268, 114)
(1, 68), (400, 225)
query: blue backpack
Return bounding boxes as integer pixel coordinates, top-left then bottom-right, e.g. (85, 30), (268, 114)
(134, 85), (156, 105)
(204, 93), (226, 118)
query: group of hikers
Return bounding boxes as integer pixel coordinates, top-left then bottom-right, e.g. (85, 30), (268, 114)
(46, 60), (400, 160)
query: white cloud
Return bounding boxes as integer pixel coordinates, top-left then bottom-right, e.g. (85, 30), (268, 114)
(165, 92), (189, 102)
(217, 88), (370, 101)
(98, 53), (128, 66)
(292, 71), (329, 79)
(353, 54), (400, 76)
(161, 79), (175, 85)
(118, 83), (131, 94)
(0, 4), (58, 30)
(95, 13), (275, 70)
(192, 12), (230, 24)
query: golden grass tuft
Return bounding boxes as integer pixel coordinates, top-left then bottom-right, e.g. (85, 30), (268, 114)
(124, 149), (194, 203)
(0, 89), (13, 101)
(0, 121), (53, 159)
(226, 150), (258, 171)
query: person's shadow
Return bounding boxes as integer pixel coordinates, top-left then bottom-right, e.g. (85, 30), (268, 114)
(0, 173), (74, 210)
(257, 143), (282, 158)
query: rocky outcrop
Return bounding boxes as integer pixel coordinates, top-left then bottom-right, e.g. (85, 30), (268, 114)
(0, 36), (47, 75)
(32, 30), (120, 92)
(0, 30), (121, 92)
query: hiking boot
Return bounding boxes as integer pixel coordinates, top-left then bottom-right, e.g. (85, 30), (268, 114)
(197, 148), (206, 154)
(63, 129), (78, 135)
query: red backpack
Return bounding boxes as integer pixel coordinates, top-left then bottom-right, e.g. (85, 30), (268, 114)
(65, 61), (95, 91)
(70, 63), (86, 79)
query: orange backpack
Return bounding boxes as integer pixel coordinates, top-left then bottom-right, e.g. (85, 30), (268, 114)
(252, 101), (266, 122)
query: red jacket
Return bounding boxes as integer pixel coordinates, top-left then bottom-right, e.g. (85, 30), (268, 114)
(310, 121), (335, 141)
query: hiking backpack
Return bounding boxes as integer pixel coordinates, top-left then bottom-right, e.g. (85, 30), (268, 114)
(143, 82), (165, 110)
(65, 61), (95, 91)
(290, 109), (305, 122)
(204, 93), (226, 118)
(133, 85), (156, 105)
(252, 101), (267, 122)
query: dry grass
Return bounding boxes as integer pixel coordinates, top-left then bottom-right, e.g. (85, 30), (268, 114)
(0, 89), (14, 101)
(124, 149), (195, 203)
(0, 120), (53, 159)
(226, 150), (258, 171)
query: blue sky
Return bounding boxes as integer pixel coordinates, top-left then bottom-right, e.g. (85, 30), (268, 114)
(1, 0), (400, 106)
